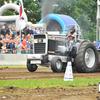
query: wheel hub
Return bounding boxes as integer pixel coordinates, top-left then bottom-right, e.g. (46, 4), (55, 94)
(86, 53), (89, 64)
(85, 48), (95, 68)
(56, 60), (62, 70)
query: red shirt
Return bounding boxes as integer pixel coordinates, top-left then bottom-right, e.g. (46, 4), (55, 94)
(69, 34), (74, 40)
(21, 42), (27, 50)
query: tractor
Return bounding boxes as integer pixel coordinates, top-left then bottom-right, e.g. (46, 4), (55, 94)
(27, 25), (98, 73)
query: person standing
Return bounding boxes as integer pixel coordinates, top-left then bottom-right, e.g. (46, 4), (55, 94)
(6, 39), (12, 54)
(1, 25), (7, 37)
(15, 39), (21, 54)
(30, 34), (34, 41)
(40, 27), (43, 34)
(30, 39), (33, 54)
(10, 40), (16, 54)
(21, 29), (25, 35)
(0, 40), (3, 53)
(0, 34), (4, 40)
(35, 27), (40, 34)
(21, 39), (27, 54)
(30, 26), (35, 35)
(26, 38), (31, 54)
(1, 39), (6, 54)
(5, 34), (9, 40)
(26, 26), (30, 36)
(6, 24), (13, 35)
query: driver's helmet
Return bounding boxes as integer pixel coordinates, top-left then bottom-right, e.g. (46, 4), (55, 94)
(70, 26), (75, 34)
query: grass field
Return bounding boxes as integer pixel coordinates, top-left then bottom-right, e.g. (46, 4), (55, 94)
(0, 78), (99, 89)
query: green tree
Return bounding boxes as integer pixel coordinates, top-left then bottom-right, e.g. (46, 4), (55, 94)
(23, 0), (41, 23)
(0, 0), (5, 7)
(54, 0), (97, 41)
(0, 0), (15, 16)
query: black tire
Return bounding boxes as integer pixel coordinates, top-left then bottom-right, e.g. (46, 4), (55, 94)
(51, 57), (63, 73)
(74, 41), (98, 73)
(27, 62), (38, 72)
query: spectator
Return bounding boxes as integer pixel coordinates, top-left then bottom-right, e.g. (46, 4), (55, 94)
(0, 34), (4, 40)
(5, 39), (8, 45)
(12, 27), (18, 36)
(0, 24), (35, 54)
(21, 34), (25, 39)
(40, 27), (43, 34)
(9, 32), (13, 40)
(5, 34), (9, 40)
(10, 40), (16, 54)
(17, 30), (19, 36)
(13, 38), (17, 47)
(0, 40), (3, 53)
(26, 26), (30, 36)
(35, 27), (40, 34)
(14, 34), (18, 39)
(15, 39), (21, 54)
(14, 37), (18, 43)
(1, 25), (7, 36)
(30, 26), (35, 35)
(1, 39), (6, 54)
(6, 24), (13, 35)
(21, 37), (24, 42)
(26, 34), (30, 39)
(43, 27), (47, 34)
(26, 38), (31, 54)
(30, 34), (33, 41)
(25, 36), (28, 42)
(6, 39), (12, 54)
(17, 35), (20, 39)
(93, 41), (96, 43)
(30, 39), (33, 54)
(21, 39), (27, 54)
(21, 29), (25, 35)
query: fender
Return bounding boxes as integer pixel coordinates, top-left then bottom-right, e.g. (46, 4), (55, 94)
(75, 40), (90, 54)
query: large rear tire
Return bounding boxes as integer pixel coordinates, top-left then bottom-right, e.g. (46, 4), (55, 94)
(27, 61), (38, 72)
(51, 57), (63, 73)
(74, 42), (98, 73)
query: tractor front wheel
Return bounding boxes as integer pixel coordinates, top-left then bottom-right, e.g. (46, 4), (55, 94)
(51, 57), (63, 73)
(27, 61), (38, 72)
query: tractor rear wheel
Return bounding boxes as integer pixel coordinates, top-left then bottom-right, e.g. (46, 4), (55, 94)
(51, 57), (63, 73)
(74, 41), (98, 73)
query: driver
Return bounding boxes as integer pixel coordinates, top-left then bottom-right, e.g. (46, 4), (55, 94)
(68, 27), (75, 40)
(66, 26), (75, 50)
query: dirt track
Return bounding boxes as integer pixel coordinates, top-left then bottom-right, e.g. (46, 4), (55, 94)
(1, 67), (100, 80)
(0, 67), (100, 100)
